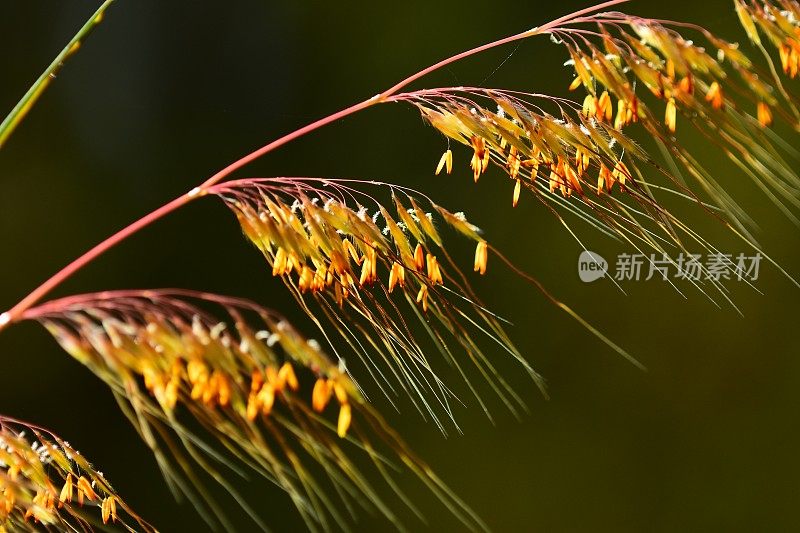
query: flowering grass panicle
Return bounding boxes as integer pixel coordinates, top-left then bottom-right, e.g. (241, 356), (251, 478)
(211, 178), (541, 430)
(549, 8), (800, 230)
(0, 417), (152, 532)
(389, 2), (800, 303)
(24, 290), (484, 532)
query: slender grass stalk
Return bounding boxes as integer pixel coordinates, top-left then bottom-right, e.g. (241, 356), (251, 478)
(0, 0), (630, 330)
(0, 0), (115, 149)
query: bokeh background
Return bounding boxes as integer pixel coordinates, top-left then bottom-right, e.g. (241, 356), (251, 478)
(2, 1), (800, 531)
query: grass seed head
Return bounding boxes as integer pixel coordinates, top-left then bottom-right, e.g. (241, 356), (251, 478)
(0, 418), (152, 532)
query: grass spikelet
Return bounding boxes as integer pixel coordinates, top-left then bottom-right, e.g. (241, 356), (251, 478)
(0, 416), (153, 532)
(24, 290), (486, 532)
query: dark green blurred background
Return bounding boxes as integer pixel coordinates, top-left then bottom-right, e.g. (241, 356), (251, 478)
(2, 1), (800, 531)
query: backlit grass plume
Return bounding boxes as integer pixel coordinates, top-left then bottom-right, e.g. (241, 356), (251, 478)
(2, 1), (800, 531)
(24, 291), (484, 532)
(0, 416), (152, 532)
(210, 178), (539, 430)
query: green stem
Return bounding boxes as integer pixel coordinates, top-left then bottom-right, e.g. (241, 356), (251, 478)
(0, 0), (115, 149)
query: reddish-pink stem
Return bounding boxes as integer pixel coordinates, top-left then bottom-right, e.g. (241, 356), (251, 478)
(0, 0), (629, 331)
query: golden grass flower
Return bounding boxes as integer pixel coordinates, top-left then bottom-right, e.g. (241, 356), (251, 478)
(435, 149), (453, 175)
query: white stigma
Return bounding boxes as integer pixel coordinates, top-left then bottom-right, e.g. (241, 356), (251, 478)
(0, 313), (9, 327)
